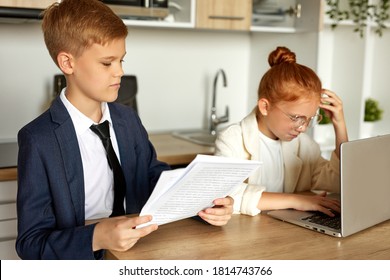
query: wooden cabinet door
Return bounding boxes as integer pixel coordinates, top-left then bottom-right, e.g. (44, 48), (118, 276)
(196, 0), (252, 31)
(1, 0), (57, 9)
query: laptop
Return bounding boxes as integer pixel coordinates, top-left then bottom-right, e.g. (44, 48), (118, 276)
(267, 134), (390, 237)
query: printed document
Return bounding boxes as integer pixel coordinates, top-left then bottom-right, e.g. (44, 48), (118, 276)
(138, 154), (262, 227)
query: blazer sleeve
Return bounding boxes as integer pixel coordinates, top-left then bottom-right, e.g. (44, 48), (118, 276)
(16, 125), (99, 260)
(215, 125), (265, 216)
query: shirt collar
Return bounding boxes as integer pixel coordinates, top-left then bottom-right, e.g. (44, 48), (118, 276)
(60, 88), (112, 136)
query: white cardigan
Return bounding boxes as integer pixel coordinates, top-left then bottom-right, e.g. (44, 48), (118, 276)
(215, 108), (340, 216)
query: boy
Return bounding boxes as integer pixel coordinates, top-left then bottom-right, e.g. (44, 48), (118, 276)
(16, 0), (233, 260)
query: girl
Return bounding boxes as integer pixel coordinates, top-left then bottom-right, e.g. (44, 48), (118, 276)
(215, 46), (348, 217)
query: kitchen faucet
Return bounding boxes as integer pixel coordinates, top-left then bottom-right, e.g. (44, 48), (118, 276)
(210, 69), (229, 135)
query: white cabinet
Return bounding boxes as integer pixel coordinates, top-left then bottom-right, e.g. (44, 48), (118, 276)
(251, 0), (324, 33)
(0, 239), (19, 260)
(0, 180), (19, 260)
(122, 0), (196, 28)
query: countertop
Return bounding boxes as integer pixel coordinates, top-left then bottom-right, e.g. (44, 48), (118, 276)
(0, 133), (214, 181)
(148, 133), (214, 166)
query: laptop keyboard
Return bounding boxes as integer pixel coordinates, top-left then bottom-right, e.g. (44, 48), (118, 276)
(302, 211), (341, 230)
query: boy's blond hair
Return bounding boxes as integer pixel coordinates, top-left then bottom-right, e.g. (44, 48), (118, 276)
(42, 0), (128, 67)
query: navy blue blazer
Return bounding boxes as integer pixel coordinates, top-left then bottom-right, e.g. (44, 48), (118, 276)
(16, 97), (170, 260)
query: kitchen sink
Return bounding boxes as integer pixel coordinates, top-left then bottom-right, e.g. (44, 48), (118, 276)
(172, 130), (217, 146)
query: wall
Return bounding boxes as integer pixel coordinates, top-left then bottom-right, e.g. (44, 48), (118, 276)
(4, 19), (384, 146)
(248, 31), (320, 112)
(0, 22), (58, 141)
(0, 22), (251, 141)
(317, 24), (390, 141)
(125, 27), (251, 132)
(367, 28), (390, 137)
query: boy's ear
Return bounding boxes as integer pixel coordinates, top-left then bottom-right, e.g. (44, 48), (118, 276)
(57, 52), (74, 74)
(258, 98), (270, 116)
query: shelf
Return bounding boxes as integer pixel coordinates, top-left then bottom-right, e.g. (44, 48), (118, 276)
(123, 18), (194, 29)
(250, 25), (295, 33)
(324, 18), (390, 29)
(124, 21), (298, 32)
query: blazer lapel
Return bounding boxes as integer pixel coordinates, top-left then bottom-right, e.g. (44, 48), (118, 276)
(241, 108), (303, 192)
(108, 104), (132, 198)
(241, 108), (262, 184)
(50, 98), (85, 224)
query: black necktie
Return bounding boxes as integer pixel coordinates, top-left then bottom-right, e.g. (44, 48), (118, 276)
(90, 120), (126, 217)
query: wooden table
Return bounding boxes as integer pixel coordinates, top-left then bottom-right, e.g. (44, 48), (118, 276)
(105, 214), (390, 260)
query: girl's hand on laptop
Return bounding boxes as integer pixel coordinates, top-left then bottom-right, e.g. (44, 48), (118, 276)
(291, 192), (341, 216)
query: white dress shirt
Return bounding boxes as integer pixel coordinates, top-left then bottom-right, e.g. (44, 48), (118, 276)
(258, 130), (284, 193)
(60, 89), (121, 219)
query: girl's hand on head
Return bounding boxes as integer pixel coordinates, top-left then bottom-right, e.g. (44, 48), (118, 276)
(318, 89), (349, 158)
(319, 89), (346, 126)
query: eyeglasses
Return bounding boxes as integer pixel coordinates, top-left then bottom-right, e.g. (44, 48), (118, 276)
(275, 106), (323, 129)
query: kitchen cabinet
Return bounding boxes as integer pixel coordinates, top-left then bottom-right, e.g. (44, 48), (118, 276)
(1, 0), (56, 9)
(1, 0), (324, 34)
(251, 0), (324, 33)
(122, 0), (196, 28)
(0, 179), (19, 260)
(196, 0), (252, 31)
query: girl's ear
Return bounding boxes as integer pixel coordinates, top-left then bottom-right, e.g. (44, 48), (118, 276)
(258, 98), (270, 116)
(57, 52), (74, 75)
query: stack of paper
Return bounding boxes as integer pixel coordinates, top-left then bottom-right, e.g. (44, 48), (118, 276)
(139, 154), (262, 227)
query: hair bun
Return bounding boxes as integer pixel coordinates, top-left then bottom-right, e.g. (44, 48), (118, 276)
(268, 46), (296, 67)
